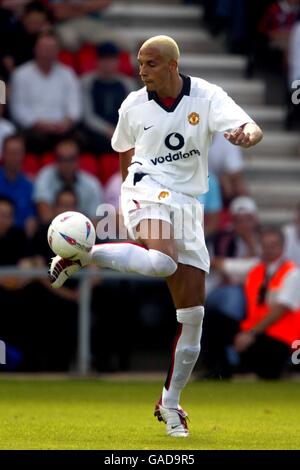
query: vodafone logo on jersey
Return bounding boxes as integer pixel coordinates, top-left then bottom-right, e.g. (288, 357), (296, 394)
(150, 132), (200, 166)
(165, 133), (185, 151)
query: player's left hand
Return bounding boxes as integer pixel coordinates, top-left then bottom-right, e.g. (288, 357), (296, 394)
(224, 123), (263, 148)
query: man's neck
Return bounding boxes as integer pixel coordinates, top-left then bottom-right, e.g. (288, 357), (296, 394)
(157, 74), (183, 99)
(59, 173), (76, 185)
(36, 61), (54, 75)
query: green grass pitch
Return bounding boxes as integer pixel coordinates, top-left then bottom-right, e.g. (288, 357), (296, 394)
(0, 378), (299, 449)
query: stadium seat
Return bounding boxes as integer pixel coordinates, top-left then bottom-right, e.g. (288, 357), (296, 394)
(79, 153), (98, 176)
(97, 153), (119, 185)
(58, 50), (77, 71)
(119, 50), (136, 77)
(75, 44), (135, 77)
(41, 152), (55, 167)
(22, 153), (40, 178)
(75, 44), (97, 75)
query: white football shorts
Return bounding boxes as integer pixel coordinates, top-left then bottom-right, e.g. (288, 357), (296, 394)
(121, 171), (210, 273)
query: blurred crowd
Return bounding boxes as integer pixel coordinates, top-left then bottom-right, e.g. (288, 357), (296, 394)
(0, 0), (300, 376)
(195, 0), (300, 126)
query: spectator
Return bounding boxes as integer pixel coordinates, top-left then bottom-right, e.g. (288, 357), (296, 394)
(0, 5), (19, 81)
(104, 170), (121, 210)
(217, 0), (248, 53)
(10, 33), (82, 153)
(234, 227), (300, 379)
(0, 104), (15, 155)
(197, 173), (223, 242)
(0, 196), (28, 266)
(259, 0), (299, 54)
(283, 203), (300, 266)
(208, 132), (247, 205)
(0, 1), (32, 15)
(0, 134), (36, 236)
(200, 196), (260, 378)
(0, 196), (31, 370)
(45, 0), (115, 52)
(24, 188), (80, 371)
(30, 187), (79, 262)
(82, 41), (136, 154)
(33, 138), (104, 223)
(1, 1), (52, 79)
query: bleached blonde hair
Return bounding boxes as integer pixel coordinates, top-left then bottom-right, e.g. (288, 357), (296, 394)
(140, 35), (180, 62)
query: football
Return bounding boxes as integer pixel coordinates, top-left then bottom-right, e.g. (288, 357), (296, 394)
(47, 211), (96, 259)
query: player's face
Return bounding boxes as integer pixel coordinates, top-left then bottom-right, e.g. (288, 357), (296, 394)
(137, 47), (175, 95)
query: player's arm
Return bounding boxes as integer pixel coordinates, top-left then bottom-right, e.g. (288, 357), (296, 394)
(119, 148), (134, 182)
(224, 122), (263, 148)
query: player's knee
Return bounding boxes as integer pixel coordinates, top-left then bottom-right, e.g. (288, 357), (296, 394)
(176, 305), (204, 326)
(148, 249), (178, 277)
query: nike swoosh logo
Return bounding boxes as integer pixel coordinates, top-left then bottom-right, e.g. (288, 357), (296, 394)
(182, 360), (194, 365)
(171, 425), (181, 429)
(144, 125), (154, 131)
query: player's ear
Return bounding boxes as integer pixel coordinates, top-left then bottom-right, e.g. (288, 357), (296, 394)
(168, 59), (178, 71)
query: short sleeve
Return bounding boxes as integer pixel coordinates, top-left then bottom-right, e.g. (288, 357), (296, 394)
(276, 269), (300, 311)
(209, 86), (254, 134)
(111, 107), (135, 152)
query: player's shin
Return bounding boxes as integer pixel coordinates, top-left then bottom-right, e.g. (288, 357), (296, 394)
(162, 305), (204, 409)
(90, 243), (177, 277)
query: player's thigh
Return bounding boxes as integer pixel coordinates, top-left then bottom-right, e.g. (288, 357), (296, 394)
(166, 263), (205, 309)
(135, 218), (178, 262)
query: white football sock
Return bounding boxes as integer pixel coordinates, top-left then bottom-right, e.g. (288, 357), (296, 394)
(162, 306), (204, 409)
(90, 242), (177, 277)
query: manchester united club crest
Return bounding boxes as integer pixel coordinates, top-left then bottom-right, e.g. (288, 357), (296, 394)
(158, 191), (170, 200)
(188, 112), (200, 125)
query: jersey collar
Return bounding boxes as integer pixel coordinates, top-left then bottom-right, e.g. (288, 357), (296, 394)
(147, 74), (191, 113)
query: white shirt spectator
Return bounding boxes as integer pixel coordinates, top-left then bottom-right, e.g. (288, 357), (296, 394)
(208, 131), (243, 176)
(0, 118), (15, 156)
(266, 257), (300, 310)
(10, 61), (82, 128)
(33, 165), (103, 219)
(283, 223), (300, 266)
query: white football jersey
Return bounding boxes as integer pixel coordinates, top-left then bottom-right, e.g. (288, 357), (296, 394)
(112, 75), (253, 196)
